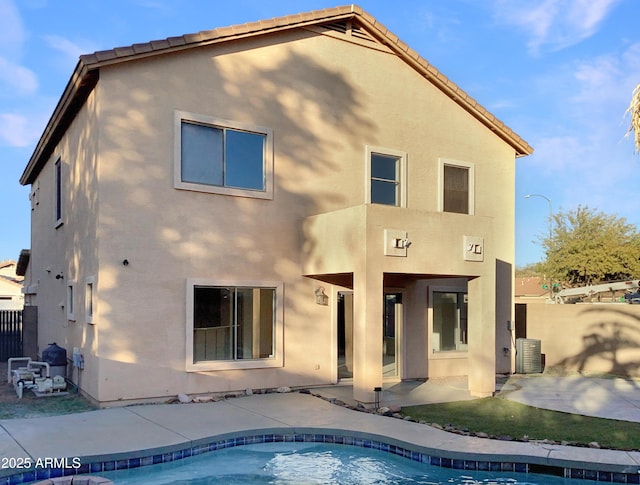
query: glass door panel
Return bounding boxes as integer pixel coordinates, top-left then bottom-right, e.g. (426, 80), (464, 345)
(383, 292), (402, 378)
(337, 292), (353, 379)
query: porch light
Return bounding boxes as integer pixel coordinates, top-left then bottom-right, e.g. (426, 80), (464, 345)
(315, 286), (329, 305)
(374, 386), (382, 409)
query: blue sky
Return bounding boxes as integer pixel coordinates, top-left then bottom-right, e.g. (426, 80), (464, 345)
(1, 0), (639, 267)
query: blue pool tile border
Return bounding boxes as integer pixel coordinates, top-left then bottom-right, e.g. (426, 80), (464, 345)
(4, 432), (640, 485)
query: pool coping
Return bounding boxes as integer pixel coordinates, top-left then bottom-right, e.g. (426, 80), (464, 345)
(2, 392), (640, 484)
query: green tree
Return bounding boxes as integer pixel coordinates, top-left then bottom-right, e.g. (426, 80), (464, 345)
(515, 262), (544, 278)
(541, 206), (640, 286)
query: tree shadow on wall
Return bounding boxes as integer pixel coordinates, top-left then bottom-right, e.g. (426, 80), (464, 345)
(556, 307), (640, 381)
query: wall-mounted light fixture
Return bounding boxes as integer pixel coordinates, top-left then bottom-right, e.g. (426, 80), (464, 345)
(315, 286), (329, 305)
(122, 259), (129, 266)
(55, 273), (64, 280)
(394, 238), (411, 249)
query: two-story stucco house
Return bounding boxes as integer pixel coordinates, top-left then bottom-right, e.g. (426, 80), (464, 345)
(19, 5), (532, 406)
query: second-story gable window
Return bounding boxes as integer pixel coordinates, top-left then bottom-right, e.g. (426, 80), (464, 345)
(175, 111), (273, 200)
(439, 159), (475, 215)
(444, 165), (468, 213)
(366, 146), (407, 207)
(371, 153), (400, 205)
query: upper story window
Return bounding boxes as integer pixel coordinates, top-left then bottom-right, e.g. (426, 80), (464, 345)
(439, 159), (475, 215)
(54, 158), (63, 227)
(366, 146), (407, 207)
(174, 111), (273, 200)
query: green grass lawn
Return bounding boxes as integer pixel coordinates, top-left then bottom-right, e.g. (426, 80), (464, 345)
(401, 397), (640, 451)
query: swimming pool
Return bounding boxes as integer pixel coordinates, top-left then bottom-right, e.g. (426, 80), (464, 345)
(100, 441), (601, 485)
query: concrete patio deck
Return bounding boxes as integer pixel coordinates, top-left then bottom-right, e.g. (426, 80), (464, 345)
(1, 374), (640, 483)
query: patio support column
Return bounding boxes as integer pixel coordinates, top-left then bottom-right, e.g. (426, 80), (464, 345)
(467, 274), (496, 397)
(352, 269), (383, 404)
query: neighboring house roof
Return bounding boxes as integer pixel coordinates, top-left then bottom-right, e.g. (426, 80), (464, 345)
(0, 260), (24, 286)
(0, 260), (16, 270)
(515, 276), (548, 298)
(20, 4), (533, 186)
(0, 275), (23, 289)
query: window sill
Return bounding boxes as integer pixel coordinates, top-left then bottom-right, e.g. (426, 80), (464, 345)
(175, 182), (273, 200)
(186, 357), (283, 372)
(431, 350), (468, 359)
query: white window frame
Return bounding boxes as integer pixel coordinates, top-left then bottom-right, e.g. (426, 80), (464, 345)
(54, 158), (63, 227)
(185, 278), (284, 372)
(174, 110), (274, 200)
(85, 276), (96, 325)
(365, 145), (407, 207)
(67, 281), (76, 322)
(438, 158), (475, 215)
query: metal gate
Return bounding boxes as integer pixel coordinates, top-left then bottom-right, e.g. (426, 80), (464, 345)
(0, 310), (23, 360)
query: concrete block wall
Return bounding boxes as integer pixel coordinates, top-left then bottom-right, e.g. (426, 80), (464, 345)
(521, 303), (640, 377)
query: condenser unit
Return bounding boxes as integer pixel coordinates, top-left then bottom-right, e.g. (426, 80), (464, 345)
(515, 338), (542, 374)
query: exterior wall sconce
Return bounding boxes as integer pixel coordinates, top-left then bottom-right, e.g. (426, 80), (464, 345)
(122, 259), (129, 266)
(394, 238), (411, 249)
(55, 273), (64, 280)
(315, 286), (328, 305)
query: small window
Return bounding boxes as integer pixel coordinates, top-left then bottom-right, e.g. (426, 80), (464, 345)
(54, 158), (63, 226)
(432, 290), (468, 352)
(67, 281), (75, 321)
(85, 276), (96, 325)
(175, 111), (273, 199)
(366, 146), (407, 207)
(186, 279), (283, 371)
(439, 159), (474, 215)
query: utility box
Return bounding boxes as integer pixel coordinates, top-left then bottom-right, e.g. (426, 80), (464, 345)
(515, 338), (542, 374)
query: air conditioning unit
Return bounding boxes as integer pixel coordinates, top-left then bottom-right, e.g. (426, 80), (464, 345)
(515, 338), (542, 374)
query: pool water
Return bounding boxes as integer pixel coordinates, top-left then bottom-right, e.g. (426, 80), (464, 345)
(101, 442), (598, 484)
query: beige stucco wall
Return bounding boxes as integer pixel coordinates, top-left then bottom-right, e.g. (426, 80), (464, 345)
(25, 89), (100, 398)
(521, 303), (640, 377)
(26, 27), (519, 404)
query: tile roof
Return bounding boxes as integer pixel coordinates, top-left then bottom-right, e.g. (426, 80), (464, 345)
(0, 260), (16, 270)
(515, 276), (549, 297)
(20, 4), (532, 185)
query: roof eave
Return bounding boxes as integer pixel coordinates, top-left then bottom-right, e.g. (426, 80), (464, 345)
(20, 62), (98, 186)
